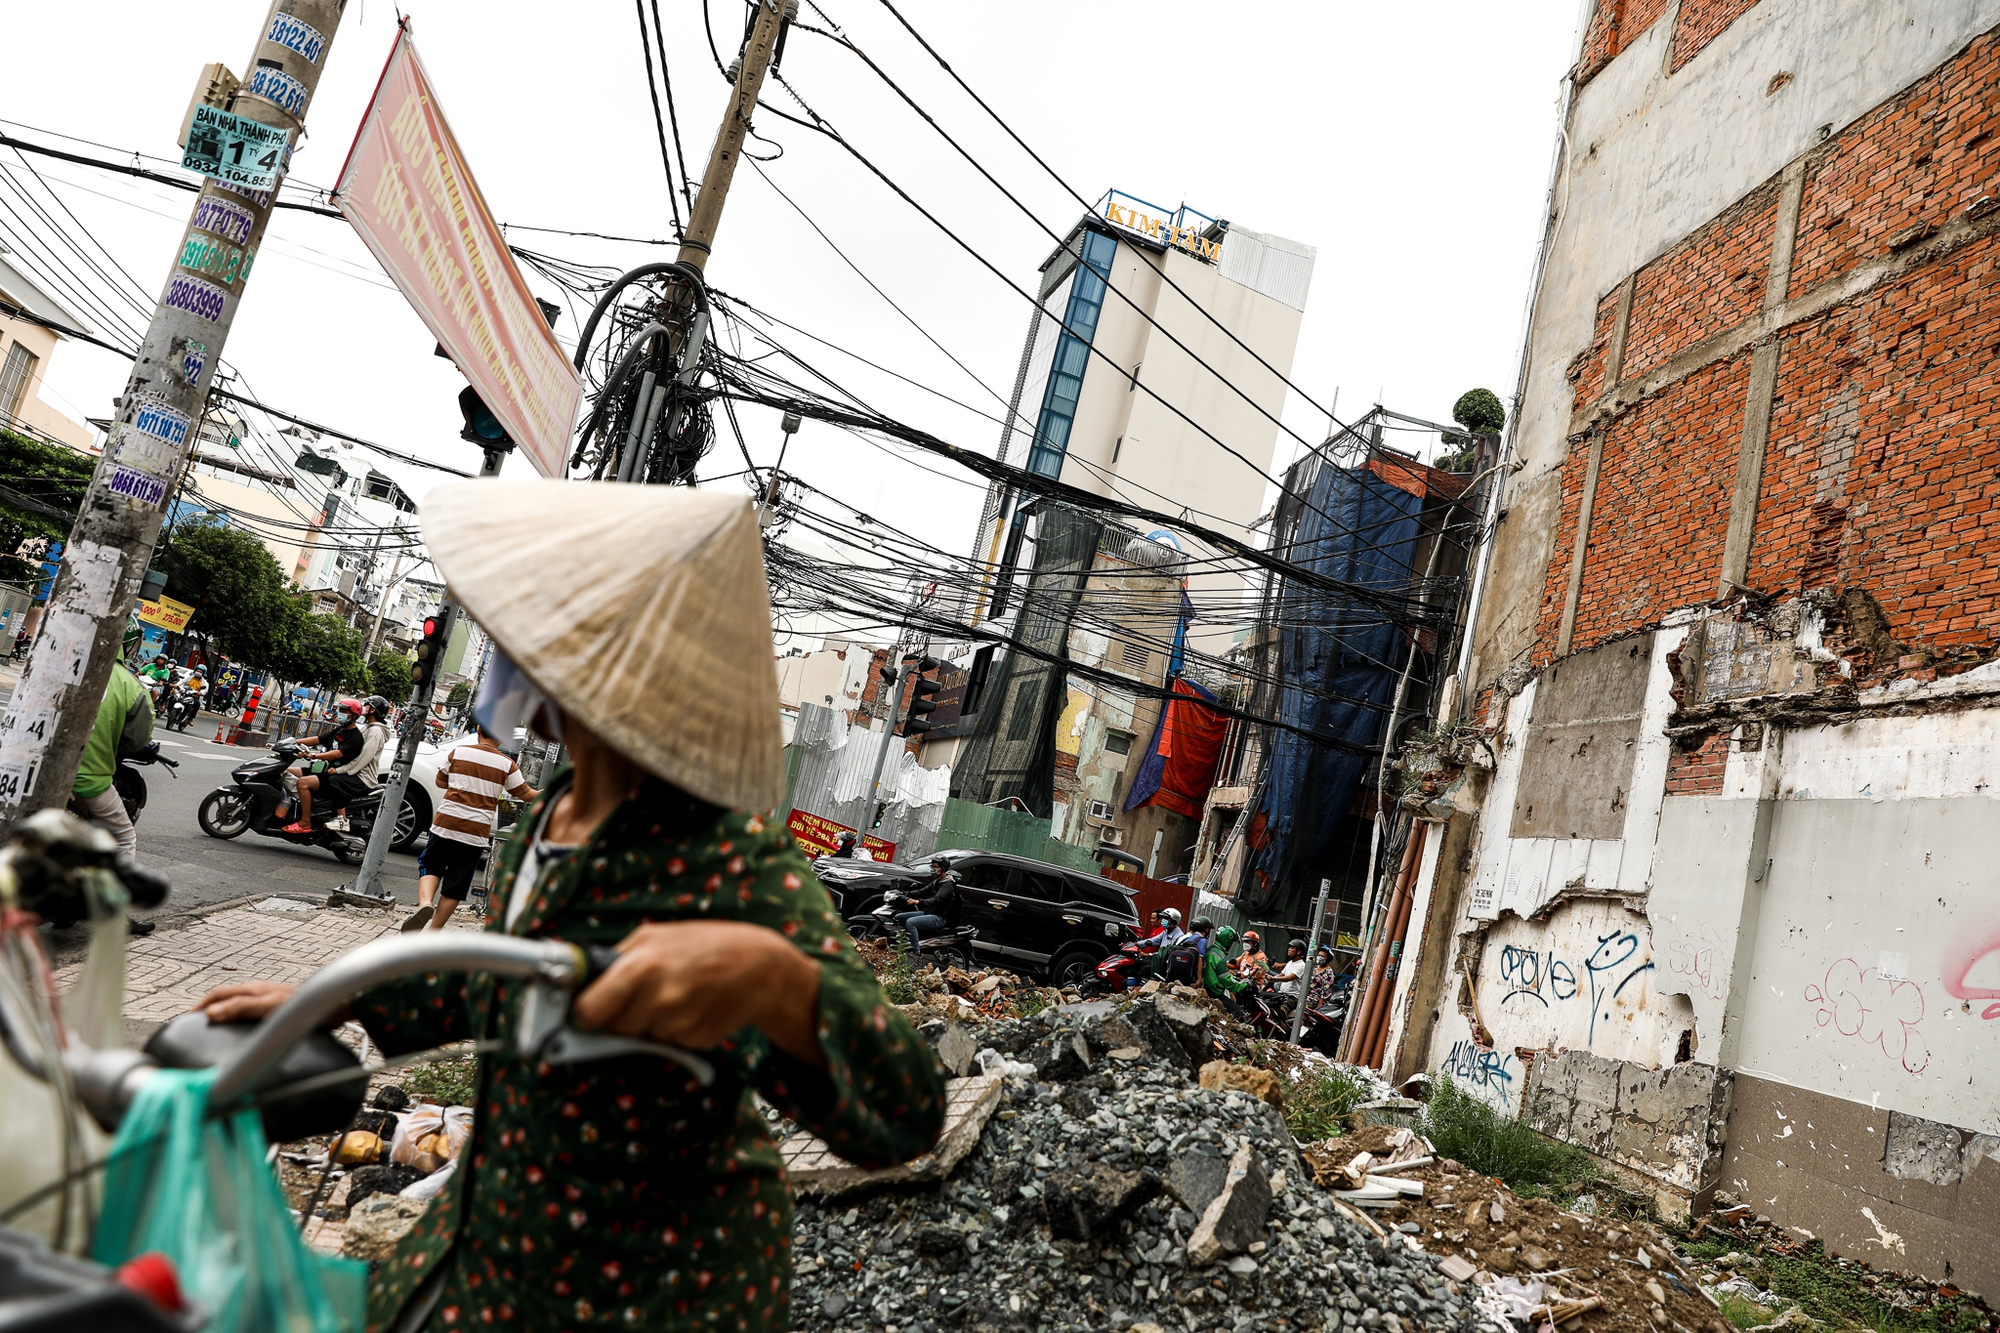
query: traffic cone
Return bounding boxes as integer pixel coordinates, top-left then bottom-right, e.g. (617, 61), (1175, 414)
(214, 724), (226, 743)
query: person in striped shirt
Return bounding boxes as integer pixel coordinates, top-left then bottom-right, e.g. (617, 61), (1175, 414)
(404, 725), (537, 931)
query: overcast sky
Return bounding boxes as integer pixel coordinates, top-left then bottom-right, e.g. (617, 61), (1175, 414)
(4, 0), (1581, 580)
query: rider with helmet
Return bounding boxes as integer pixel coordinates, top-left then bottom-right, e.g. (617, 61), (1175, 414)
(273, 698), (363, 829)
(311, 695), (394, 833)
(1202, 924), (1252, 1016)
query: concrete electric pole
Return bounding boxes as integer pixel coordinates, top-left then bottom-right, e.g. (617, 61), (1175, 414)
(678, 0), (789, 276)
(0, 0), (346, 830)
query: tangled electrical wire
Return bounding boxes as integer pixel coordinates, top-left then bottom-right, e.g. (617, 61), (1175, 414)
(567, 262), (719, 484)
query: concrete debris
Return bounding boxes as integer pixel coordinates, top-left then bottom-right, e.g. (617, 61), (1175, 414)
(1198, 1059), (1285, 1108)
(340, 1193), (430, 1266)
(783, 993), (1488, 1332)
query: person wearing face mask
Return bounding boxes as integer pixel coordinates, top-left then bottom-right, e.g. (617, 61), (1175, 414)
(193, 482), (947, 1332)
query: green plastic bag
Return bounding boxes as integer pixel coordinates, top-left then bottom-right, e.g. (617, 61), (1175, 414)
(92, 1068), (367, 1333)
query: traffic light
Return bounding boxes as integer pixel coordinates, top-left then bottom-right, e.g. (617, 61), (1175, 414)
(458, 385), (514, 449)
(903, 656), (941, 736)
(410, 611), (450, 692)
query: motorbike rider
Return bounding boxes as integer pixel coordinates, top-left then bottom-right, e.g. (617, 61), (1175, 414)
(1233, 929), (1271, 985)
(1143, 906), (1186, 951)
(273, 698), (364, 830)
(1305, 945), (1342, 1011)
(1271, 939), (1309, 996)
(893, 854), (959, 950)
(314, 695), (393, 834)
(1202, 924), (1252, 1016)
(138, 654), (172, 700)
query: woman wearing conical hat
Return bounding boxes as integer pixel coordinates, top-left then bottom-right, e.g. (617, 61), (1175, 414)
(196, 481), (948, 1331)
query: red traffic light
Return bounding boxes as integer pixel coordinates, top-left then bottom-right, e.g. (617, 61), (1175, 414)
(422, 617), (438, 637)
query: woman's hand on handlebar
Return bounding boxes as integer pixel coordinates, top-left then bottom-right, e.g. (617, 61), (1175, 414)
(572, 921), (827, 1070)
(193, 979), (352, 1027)
(192, 979), (298, 1023)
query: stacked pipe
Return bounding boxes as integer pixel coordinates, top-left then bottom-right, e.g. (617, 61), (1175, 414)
(1345, 822), (1427, 1070)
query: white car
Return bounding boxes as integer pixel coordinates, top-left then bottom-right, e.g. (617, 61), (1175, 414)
(384, 728), (535, 852)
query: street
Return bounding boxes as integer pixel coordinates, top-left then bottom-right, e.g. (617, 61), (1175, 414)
(0, 667), (428, 943)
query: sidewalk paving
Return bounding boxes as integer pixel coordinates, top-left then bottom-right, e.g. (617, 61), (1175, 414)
(55, 895), (408, 1035)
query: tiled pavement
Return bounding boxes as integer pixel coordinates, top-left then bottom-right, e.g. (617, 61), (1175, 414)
(55, 896), (408, 1035)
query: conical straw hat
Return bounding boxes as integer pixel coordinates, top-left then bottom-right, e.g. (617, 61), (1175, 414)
(421, 479), (785, 813)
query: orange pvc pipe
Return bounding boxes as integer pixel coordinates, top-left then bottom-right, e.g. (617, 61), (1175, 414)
(1344, 822), (1425, 1062)
(1355, 823), (1426, 1068)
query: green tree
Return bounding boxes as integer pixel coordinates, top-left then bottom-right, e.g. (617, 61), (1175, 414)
(154, 517), (293, 668)
(274, 603), (370, 695)
(1439, 388), (1507, 470)
(367, 651), (414, 705)
(0, 429), (92, 584)
(444, 680), (472, 714)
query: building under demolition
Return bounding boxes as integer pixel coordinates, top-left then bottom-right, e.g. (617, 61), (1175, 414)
(1385, 0), (2000, 1298)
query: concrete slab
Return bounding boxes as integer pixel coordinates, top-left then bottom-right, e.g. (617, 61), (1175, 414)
(783, 1074), (1003, 1197)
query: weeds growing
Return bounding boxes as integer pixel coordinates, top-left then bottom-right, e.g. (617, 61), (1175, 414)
(401, 1055), (478, 1108)
(1677, 1231), (1994, 1333)
(1418, 1076), (1601, 1202)
(1282, 1065), (1369, 1142)
(881, 938), (920, 1006)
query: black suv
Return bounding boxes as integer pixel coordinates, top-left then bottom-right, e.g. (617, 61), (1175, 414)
(816, 849), (1141, 986)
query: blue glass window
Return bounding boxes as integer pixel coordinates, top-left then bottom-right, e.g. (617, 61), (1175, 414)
(1024, 230), (1117, 478)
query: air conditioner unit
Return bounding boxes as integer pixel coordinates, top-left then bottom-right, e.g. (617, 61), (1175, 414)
(1096, 825), (1125, 846)
(1087, 800), (1114, 822)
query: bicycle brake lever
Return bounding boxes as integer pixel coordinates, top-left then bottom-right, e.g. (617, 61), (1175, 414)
(538, 1028), (715, 1085)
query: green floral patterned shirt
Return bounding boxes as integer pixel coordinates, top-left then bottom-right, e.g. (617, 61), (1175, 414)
(349, 775), (946, 1332)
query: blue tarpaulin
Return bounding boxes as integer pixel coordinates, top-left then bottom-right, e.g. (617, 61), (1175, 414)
(1242, 465), (1424, 913)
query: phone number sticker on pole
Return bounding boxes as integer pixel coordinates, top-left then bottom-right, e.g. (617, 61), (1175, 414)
(181, 105), (292, 191)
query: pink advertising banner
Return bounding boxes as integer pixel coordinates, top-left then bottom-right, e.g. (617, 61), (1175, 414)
(333, 26), (579, 477)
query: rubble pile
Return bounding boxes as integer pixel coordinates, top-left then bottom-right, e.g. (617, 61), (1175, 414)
(1302, 1126), (1726, 1333)
(785, 993), (1489, 1333)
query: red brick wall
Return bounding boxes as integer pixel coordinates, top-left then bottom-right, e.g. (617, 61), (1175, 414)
(1555, 353), (1751, 655)
(1568, 289), (1624, 415)
(1747, 233), (2000, 647)
(1665, 732), (1730, 794)
(1790, 31), (2000, 294)
(1621, 178), (1779, 382)
(1577, 0), (1674, 85)
(1671, 0), (1765, 72)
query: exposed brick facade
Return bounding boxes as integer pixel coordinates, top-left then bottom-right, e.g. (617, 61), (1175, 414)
(1622, 178), (1780, 382)
(1749, 234), (2000, 645)
(1542, 26), (2000, 669)
(1558, 353), (1749, 653)
(1670, 0), (1765, 73)
(1577, 0), (1675, 85)
(1665, 731), (1729, 795)
(1790, 31), (2000, 294)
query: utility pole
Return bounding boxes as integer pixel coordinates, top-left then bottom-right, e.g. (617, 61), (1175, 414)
(334, 449), (501, 907)
(0, 0), (346, 829)
(678, 0), (789, 276)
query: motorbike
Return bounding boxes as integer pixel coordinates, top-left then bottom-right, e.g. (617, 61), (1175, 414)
(194, 738), (385, 864)
(1088, 935), (1165, 994)
(1296, 989), (1352, 1055)
(64, 741), (179, 833)
(847, 889), (979, 969)
(160, 685), (200, 733)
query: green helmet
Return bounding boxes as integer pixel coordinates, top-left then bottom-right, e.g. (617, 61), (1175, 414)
(1213, 926), (1239, 950)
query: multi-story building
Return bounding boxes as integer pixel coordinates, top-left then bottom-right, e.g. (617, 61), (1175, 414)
(1387, 0), (2000, 1296)
(0, 254), (94, 452)
(952, 194), (1317, 845)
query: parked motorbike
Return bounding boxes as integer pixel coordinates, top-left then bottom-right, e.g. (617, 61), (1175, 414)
(194, 738), (383, 864)
(847, 889), (979, 969)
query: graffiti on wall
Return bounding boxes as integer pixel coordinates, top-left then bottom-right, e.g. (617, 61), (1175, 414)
(1942, 930), (2000, 1021)
(1803, 958), (1931, 1074)
(1498, 931), (1656, 1043)
(1662, 922), (1728, 1000)
(1443, 1039), (1517, 1093)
